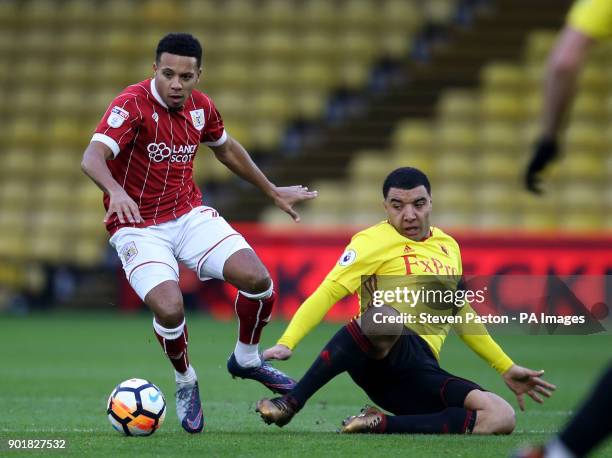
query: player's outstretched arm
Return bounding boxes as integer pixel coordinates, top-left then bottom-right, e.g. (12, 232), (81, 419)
(502, 364), (557, 411)
(81, 142), (144, 224)
(262, 279), (349, 360)
(526, 26), (594, 194)
(455, 303), (515, 373)
(211, 136), (317, 222)
(456, 306), (557, 410)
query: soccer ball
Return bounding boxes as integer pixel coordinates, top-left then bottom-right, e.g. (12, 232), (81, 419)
(107, 378), (166, 436)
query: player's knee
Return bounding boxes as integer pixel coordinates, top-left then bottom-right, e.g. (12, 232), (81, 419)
(153, 306), (184, 329)
(224, 249), (271, 294)
(146, 284), (184, 328)
(252, 272), (272, 294)
(233, 254), (271, 294)
(474, 394), (515, 435)
(239, 270), (272, 295)
(494, 400), (516, 434)
(359, 305), (402, 357)
(486, 405), (515, 435)
(360, 305), (403, 335)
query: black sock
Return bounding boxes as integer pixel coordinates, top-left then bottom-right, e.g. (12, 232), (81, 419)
(559, 364), (612, 457)
(384, 407), (476, 434)
(289, 320), (372, 409)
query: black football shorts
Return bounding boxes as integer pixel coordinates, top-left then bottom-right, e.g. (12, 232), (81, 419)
(347, 329), (484, 415)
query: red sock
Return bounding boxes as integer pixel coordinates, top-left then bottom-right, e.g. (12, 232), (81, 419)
(153, 320), (190, 374)
(234, 290), (275, 344)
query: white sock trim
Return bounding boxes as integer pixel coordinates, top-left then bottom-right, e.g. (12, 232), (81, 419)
(234, 342), (261, 368)
(239, 280), (274, 300)
(545, 437), (576, 458)
(153, 317), (185, 340)
(175, 365), (197, 385)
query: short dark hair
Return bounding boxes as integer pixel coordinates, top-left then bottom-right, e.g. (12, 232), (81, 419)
(156, 33), (202, 68)
(382, 167), (431, 198)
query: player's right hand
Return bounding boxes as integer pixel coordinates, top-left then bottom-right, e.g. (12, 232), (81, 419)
(525, 138), (559, 194)
(104, 188), (144, 224)
(502, 364), (556, 411)
(262, 344), (293, 361)
(272, 185), (318, 223)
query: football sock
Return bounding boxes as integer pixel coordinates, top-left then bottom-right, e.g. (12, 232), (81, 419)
(545, 438), (575, 458)
(290, 320), (372, 409)
(153, 318), (190, 374)
(175, 365), (197, 386)
(234, 285), (275, 368)
(383, 407), (477, 434)
(234, 342), (261, 368)
(557, 364), (612, 457)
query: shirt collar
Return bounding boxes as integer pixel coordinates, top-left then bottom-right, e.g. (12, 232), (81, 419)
(150, 78), (168, 108)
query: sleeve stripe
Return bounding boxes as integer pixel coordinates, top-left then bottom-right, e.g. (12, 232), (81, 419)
(204, 129), (227, 147)
(91, 133), (120, 157)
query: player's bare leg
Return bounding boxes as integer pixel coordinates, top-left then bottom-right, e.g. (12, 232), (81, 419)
(222, 248), (272, 296)
(148, 280), (185, 328)
(147, 280), (204, 433)
(464, 389), (515, 434)
(222, 248), (296, 393)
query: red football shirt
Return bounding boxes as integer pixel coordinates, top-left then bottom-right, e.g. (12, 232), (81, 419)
(92, 78), (226, 235)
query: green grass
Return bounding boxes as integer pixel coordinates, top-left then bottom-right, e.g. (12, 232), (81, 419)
(0, 313), (610, 457)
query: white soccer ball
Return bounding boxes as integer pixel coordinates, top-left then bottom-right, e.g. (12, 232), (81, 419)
(107, 378), (166, 436)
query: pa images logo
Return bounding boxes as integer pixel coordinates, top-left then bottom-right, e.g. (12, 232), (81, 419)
(120, 242), (138, 266)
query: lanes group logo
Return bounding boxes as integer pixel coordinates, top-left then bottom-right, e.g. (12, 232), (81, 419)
(147, 142), (197, 163)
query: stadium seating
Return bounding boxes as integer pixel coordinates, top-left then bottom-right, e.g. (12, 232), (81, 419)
(287, 28), (611, 232)
(2, 0), (449, 271)
(9, 0), (608, 292)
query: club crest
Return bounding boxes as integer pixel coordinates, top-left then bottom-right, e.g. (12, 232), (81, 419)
(120, 242), (138, 266)
(190, 109), (205, 130)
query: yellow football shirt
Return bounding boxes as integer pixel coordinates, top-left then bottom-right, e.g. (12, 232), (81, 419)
(568, 0), (612, 39)
(277, 221), (514, 374)
(327, 221), (462, 294)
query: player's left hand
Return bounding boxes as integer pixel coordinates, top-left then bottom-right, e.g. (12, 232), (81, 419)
(525, 137), (559, 194)
(272, 185), (318, 222)
(502, 364), (557, 411)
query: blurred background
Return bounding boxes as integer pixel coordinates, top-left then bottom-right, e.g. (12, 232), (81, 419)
(0, 0), (610, 316)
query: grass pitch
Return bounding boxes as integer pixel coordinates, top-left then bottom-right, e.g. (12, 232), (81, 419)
(0, 313), (610, 457)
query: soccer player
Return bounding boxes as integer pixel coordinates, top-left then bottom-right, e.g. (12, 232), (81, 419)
(257, 167), (556, 434)
(515, 363), (612, 457)
(525, 0), (612, 193)
(80, 33), (317, 433)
